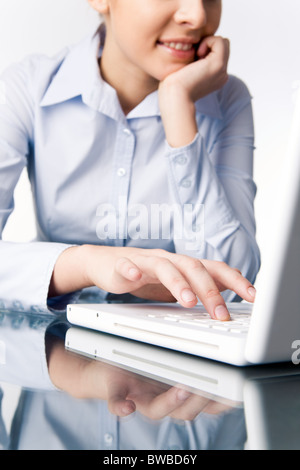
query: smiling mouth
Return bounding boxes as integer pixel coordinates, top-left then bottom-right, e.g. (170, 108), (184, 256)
(158, 41), (195, 51)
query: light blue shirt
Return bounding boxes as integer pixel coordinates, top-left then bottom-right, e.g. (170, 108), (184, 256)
(0, 27), (260, 313)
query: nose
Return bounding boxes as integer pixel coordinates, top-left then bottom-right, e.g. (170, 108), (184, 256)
(174, 0), (207, 29)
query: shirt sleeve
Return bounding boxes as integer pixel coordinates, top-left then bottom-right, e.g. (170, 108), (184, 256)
(0, 58), (77, 313)
(0, 313), (57, 391)
(165, 77), (260, 295)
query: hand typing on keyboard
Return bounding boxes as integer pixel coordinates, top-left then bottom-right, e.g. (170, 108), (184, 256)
(50, 246), (256, 321)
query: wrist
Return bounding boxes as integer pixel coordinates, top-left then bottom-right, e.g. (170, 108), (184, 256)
(159, 79), (197, 148)
(49, 244), (92, 297)
(77, 244), (104, 288)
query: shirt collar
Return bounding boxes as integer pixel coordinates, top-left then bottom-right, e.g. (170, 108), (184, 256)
(40, 29), (101, 107)
(40, 26), (223, 121)
(40, 26), (124, 122)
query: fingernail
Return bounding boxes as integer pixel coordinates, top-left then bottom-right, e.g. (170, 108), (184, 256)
(121, 401), (136, 416)
(215, 305), (230, 321)
(128, 268), (140, 278)
(181, 289), (196, 303)
(248, 286), (256, 298)
(176, 389), (192, 401)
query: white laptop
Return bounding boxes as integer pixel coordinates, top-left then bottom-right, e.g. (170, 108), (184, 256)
(67, 89), (300, 367)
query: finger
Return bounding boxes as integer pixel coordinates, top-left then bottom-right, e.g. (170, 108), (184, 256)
(133, 255), (198, 308)
(169, 393), (212, 421)
(131, 284), (177, 302)
(108, 396), (136, 417)
(190, 265), (230, 320)
(197, 36), (230, 85)
(197, 35), (230, 60)
(200, 261), (256, 303)
(167, 255), (230, 320)
(107, 380), (136, 417)
(114, 257), (143, 282)
(169, 396), (232, 420)
(202, 35), (230, 55)
(136, 251), (227, 319)
(197, 38), (210, 59)
(132, 387), (192, 421)
(202, 400), (233, 415)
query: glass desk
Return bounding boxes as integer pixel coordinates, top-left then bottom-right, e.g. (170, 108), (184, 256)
(0, 309), (300, 452)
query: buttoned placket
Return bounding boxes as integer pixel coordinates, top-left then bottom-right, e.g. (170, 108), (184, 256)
(99, 402), (119, 450)
(109, 124), (135, 246)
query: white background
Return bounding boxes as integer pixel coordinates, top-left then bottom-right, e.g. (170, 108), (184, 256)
(1, 0), (300, 280)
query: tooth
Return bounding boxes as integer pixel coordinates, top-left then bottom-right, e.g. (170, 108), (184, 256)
(161, 41), (193, 51)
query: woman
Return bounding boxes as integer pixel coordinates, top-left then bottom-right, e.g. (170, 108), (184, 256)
(0, 0), (260, 320)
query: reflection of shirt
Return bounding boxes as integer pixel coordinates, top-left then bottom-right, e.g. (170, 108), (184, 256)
(0, 313), (247, 450)
(7, 390), (246, 450)
(0, 26), (260, 313)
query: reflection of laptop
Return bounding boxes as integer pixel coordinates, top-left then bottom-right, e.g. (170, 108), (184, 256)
(65, 326), (300, 406)
(65, 327), (300, 449)
(242, 374), (300, 450)
(67, 90), (300, 366)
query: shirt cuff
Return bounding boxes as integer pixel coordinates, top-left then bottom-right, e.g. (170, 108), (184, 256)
(164, 133), (202, 195)
(0, 241), (77, 314)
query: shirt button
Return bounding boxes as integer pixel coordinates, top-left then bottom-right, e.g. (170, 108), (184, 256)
(192, 223), (202, 232)
(104, 433), (114, 445)
(117, 167), (126, 177)
(180, 178), (192, 188)
(174, 155), (187, 165)
(123, 128), (131, 135)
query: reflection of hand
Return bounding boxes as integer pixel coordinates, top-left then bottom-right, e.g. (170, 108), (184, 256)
(120, 380), (231, 421)
(47, 334), (231, 420)
(50, 246), (256, 321)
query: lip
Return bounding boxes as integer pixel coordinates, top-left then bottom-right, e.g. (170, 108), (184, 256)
(157, 38), (199, 60)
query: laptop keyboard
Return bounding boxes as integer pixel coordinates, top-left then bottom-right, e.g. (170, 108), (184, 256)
(144, 309), (251, 335)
